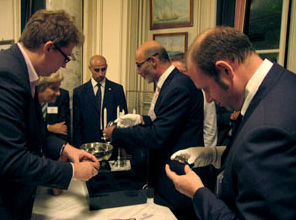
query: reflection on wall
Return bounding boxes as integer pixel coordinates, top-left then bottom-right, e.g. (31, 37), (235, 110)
(46, 0), (83, 106)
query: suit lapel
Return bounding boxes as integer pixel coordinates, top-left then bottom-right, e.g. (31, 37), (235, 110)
(154, 69), (177, 113)
(84, 80), (100, 113)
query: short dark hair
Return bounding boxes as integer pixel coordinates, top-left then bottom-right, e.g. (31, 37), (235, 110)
(189, 26), (255, 80)
(20, 9), (84, 49)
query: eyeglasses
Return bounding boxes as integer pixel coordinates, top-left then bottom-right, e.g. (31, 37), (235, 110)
(136, 53), (159, 68)
(93, 67), (107, 72)
(53, 42), (71, 63)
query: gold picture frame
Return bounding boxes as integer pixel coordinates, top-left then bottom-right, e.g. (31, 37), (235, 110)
(153, 32), (188, 57)
(150, 0), (193, 30)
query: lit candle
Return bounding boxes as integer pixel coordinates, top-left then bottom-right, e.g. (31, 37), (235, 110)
(133, 108), (136, 114)
(104, 107), (107, 128)
(117, 106), (120, 118)
(121, 109), (125, 117)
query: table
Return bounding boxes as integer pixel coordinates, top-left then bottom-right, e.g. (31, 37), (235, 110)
(31, 179), (177, 220)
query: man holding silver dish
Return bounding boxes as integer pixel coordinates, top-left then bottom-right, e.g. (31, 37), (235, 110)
(0, 10), (99, 220)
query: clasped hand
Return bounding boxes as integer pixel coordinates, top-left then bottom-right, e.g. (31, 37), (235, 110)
(63, 144), (100, 181)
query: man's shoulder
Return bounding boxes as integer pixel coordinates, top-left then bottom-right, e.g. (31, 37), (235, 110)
(105, 79), (124, 89)
(73, 80), (91, 93)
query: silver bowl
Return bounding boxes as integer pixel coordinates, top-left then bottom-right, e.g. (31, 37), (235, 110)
(80, 142), (113, 161)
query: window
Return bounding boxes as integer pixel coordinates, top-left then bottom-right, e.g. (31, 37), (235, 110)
(243, 0), (290, 65)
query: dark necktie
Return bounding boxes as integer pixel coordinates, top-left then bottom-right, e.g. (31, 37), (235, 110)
(96, 83), (102, 108)
(221, 113), (243, 165)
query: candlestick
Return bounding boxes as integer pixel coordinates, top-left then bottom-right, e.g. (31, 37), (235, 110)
(104, 107), (107, 128)
(117, 106), (120, 118)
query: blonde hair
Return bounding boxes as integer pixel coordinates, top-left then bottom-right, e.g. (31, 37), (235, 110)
(37, 71), (64, 92)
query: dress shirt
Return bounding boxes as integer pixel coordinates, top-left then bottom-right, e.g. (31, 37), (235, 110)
(148, 65), (175, 121)
(240, 59), (273, 116)
(202, 91), (217, 147)
(17, 43), (39, 97)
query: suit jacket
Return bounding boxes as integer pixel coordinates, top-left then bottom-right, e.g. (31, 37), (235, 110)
(0, 45), (72, 219)
(72, 79), (128, 148)
(46, 88), (71, 143)
(193, 63), (296, 220)
(112, 68), (207, 213)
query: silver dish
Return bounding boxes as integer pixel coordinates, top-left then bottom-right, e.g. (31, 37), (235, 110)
(80, 142), (113, 161)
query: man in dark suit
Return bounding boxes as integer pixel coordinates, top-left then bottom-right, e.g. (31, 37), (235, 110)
(104, 41), (207, 220)
(0, 10), (99, 220)
(166, 26), (296, 219)
(73, 55), (128, 148)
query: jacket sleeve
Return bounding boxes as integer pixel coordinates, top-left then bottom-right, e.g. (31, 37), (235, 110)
(192, 187), (237, 220)
(0, 68), (72, 189)
(112, 85), (194, 150)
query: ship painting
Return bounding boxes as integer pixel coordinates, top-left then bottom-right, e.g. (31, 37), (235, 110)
(156, 3), (180, 21)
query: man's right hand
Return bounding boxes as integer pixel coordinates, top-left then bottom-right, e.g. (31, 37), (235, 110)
(73, 161), (99, 181)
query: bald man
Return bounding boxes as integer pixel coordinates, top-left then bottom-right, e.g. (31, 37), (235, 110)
(104, 41), (209, 220)
(73, 55), (128, 148)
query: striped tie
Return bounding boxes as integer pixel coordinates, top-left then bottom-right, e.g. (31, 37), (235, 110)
(41, 102), (48, 119)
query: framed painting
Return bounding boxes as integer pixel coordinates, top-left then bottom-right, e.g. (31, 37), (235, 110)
(153, 32), (188, 57)
(150, 0), (193, 30)
(0, 39), (14, 50)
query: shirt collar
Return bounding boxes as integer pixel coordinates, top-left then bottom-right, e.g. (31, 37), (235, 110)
(91, 77), (106, 89)
(17, 43), (39, 96)
(240, 59), (273, 116)
(156, 65), (175, 90)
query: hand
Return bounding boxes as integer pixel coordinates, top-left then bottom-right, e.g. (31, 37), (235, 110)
(170, 146), (226, 168)
(114, 114), (142, 128)
(103, 125), (116, 140)
(63, 143), (99, 164)
(73, 161), (100, 181)
(47, 121), (68, 135)
(165, 164), (204, 198)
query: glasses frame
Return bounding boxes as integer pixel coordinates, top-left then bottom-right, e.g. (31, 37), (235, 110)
(136, 53), (159, 68)
(53, 42), (71, 64)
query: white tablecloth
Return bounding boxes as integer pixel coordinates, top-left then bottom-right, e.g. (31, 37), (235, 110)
(31, 179), (177, 220)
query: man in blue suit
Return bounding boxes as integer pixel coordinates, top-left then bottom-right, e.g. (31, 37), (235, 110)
(0, 9), (99, 220)
(104, 41), (208, 220)
(73, 55), (128, 148)
(166, 26), (296, 220)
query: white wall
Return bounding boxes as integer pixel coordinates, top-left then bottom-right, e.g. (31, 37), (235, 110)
(0, 0), (20, 47)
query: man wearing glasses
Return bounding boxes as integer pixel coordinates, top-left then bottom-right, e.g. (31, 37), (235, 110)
(104, 41), (209, 220)
(0, 10), (99, 220)
(73, 55), (128, 149)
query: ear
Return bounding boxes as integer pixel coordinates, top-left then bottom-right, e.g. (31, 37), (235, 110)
(215, 60), (234, 79)
(150, 56), (158, 68)
(43, 41), (54, 53)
